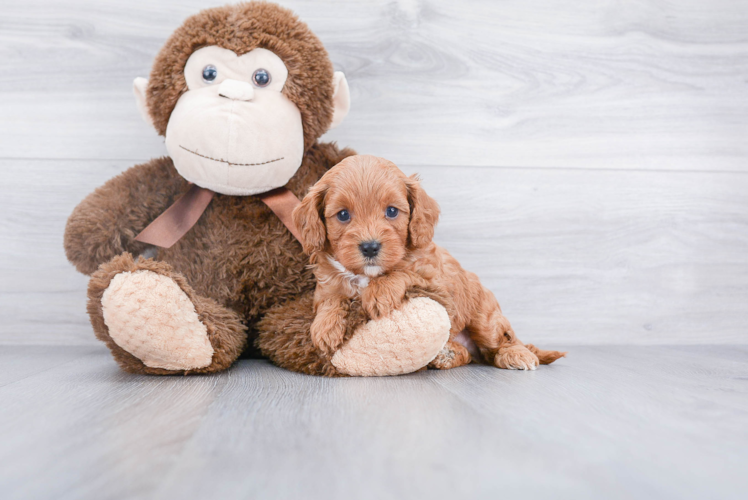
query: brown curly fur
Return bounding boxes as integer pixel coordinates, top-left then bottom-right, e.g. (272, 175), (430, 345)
(64, 3), (356, 374)
(293, 155), (567, 371)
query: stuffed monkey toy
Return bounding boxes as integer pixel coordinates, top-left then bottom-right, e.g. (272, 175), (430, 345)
(64, 2), (451, 376)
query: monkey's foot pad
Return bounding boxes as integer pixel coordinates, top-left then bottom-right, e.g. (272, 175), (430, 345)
(331, 297), (451, 376)
(101, 270), (214, 370)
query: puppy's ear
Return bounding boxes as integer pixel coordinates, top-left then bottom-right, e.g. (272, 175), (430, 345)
(405, 174), (440, 249)
(293, 182), (328, 255)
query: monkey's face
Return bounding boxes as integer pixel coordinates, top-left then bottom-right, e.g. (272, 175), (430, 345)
(134, 4), (351, 196)
(133, 2), (350, 195)
(159, 46), (304, 196)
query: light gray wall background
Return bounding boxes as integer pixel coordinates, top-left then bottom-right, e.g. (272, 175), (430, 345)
(1, 0), (746, 346)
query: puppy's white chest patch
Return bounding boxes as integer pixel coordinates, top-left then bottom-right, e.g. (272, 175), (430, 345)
(327, 256), (369, 296)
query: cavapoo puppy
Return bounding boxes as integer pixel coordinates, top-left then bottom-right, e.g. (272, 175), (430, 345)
(293, 155), (565, 370)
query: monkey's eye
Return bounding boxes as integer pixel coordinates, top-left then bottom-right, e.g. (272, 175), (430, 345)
(336, 210), (351, 222)
(252, 68), (271, 87)
(202, 65), (218, 84)
(386, 206), (399, 219)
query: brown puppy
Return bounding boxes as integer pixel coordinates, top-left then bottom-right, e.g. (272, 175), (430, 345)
(293, 155), (566, 370)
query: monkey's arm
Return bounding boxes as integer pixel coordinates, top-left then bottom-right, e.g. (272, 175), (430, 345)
(64, 157), (187, 275)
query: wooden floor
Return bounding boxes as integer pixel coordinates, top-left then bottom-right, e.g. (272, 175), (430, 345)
(1, 345), (746, 500)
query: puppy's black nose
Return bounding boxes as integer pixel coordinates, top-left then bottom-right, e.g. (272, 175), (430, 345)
(359, 240), (381, 259)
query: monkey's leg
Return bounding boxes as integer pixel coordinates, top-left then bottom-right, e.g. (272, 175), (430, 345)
(258, 294), (452, 377)
(330, 297), (451, 377)
(88, 253), (246, 375)
(256, 292), (344, 376)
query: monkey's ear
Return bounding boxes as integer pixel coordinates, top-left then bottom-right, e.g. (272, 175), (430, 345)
(329, 71), (350, 130)
(132, 77), (155, 129)
(292, 182), (329, 255)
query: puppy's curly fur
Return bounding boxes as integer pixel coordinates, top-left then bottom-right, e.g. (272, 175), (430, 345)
(293, 155), (566, 370)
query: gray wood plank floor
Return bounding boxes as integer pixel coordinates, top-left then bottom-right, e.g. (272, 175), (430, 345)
(1, 345), (746, 500)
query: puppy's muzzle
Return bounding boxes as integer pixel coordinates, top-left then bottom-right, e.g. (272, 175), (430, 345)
(359, 240), (381, 259)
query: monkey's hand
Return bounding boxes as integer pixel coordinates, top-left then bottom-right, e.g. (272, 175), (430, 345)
(64, 158), (185, 275)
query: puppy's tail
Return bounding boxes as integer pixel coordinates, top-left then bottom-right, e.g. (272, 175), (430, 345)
(525, 344), (567, 365)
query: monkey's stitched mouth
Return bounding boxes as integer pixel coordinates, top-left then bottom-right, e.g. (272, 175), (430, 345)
(179, 145), (284, 167)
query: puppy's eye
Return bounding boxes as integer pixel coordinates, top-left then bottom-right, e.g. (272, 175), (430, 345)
(336, 210), (351, 222)
(252, 68), (271, 87)
(202, 65), (218, 84)
(385, 206), (399, 219)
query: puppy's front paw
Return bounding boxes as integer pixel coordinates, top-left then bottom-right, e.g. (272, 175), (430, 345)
(494, 345), (539, 371)
(310, 316), (345, 355)
(362, 282), (405, 319)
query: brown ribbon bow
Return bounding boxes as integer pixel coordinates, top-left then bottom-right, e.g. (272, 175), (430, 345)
(135, 185), (302, 248)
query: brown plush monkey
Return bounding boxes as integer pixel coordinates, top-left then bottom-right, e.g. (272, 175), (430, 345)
(64, 2), (451, 376)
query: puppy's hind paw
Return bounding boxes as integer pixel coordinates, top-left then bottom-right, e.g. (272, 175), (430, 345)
(494, 345), (539, 371)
